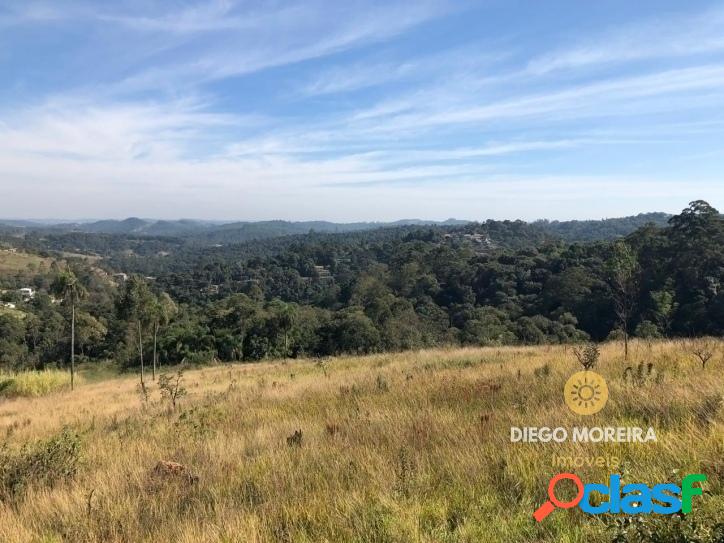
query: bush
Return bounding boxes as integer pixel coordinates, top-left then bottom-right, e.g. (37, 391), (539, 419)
(635, 320), (661, 339)
(159, 370), (187, 409)
(573, 342), (600, 370)
(0, 428), (81, 500)
(609, 512), (724, 542)
(0, 369), (77, 398)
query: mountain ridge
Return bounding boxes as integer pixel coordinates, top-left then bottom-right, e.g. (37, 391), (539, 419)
(0, 213), (671, 245)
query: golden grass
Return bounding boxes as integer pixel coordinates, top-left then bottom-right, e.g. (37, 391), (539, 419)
(0, 340), (721, 542)
(0, 250), (54, 275)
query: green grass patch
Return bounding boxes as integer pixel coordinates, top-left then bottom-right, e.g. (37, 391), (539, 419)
(0, 307), (25, 320)
(77, 360), (122, 383)
(0, 428), (81, 501)
(0, 370), (77, 398)
(0, 250), (53, 276)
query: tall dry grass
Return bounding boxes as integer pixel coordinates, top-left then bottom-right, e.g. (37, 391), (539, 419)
(0, 339), (721, 542)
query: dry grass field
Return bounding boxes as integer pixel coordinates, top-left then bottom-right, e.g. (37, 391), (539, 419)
(0, 250), (54, 276)
(0, 340), (721, 542)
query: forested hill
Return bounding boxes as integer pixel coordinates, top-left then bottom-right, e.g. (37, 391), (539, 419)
(3, 214), (663, 279)
(0, 213), (670, 246)
(533, 212), (670, 241)
(0, 201), (721, 369)
(0, 217), (468, 244)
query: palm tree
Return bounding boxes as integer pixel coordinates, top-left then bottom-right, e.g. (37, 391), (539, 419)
(51, 269), (87, 391)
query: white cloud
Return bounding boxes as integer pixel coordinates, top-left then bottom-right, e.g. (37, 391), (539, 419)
(0, 98), (246, 162)
(526, 6), (724, 75)
(106, 1), (451, 93)
(300, 46), (506, 96)
(1, 2), (724, 220)
(340, 63), (724, 136)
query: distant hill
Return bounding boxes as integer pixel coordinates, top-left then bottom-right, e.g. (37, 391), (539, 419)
(80, 217), (150, 234)
(189, 219), (469, 245)
(533, 212), (671, 241)
(0, 218), (471, 244)
(0, 213), (671, 245)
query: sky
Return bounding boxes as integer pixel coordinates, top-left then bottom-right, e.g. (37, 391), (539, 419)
(1, 0), (724, 222)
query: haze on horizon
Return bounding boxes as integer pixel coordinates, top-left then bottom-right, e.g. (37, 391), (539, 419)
(1, 1), (724, 221)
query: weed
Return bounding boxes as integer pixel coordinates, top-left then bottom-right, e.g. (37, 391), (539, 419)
(151, 460), (199, 485)
(624, 362), (657, 385)
(573, 342), (600, 370)
(158, 370), (187, 409)
(137, 380), (149, 405)
(375, 374), (389, 392)
(691, 341), (715, 369)
(286, 430), (303, 448)
(694, 393), (722, 429)
(339, 384), (362, 397)
(608, 512), (724, 543)
(316, 359), (329, 377)
(0, 428), (81, 500)
(533, 362), (551, 380)
(325, 423), (340, 437)
(175, 404), (224, 440)
(238, 477), (265, 507)
(393, 446), (417, 498)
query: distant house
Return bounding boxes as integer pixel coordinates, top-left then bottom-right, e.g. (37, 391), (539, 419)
(463, 233), (491, 244)
(314, 265), (334, 281)
(112, 273), (129, 283)
(19, 287), (35, 299)
(203, 284), (220, 295)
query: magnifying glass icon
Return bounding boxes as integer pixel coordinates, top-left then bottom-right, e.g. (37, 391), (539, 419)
(533, 473), (584, 522)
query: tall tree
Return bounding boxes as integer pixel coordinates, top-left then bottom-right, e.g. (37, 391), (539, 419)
(667, 201), (724, 334)
(50, 269), (87, 390)
(269, 299), (297, 357)
(650, 283), (677, 337)
(117, 276), (154, 385)
(607, 241), (639, 360)
(74, 312), (107, 357)
(150, 292), (177, 380)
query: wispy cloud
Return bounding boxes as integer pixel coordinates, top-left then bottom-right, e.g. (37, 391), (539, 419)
(0, 97), (251, 162)
(300, 46), (507, 96)
(1, 1), (723, 219)
(526, 5), (724, 75)
(339, 63), (724, 136)
(96, 0), (243, 34)
(108, 1), (450, 93)
(302, 60), (420, 96)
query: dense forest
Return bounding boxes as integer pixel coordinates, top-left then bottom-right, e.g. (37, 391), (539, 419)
(0, 202), (720, 372)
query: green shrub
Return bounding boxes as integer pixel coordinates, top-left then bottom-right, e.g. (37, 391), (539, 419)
(0, 370), (77, 398)
(608, 512), (724, 543)
(0, 428), (82, 500)
(635, 320), (661, 339)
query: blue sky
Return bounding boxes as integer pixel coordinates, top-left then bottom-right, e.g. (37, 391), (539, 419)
(1, 0), (724, 221)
